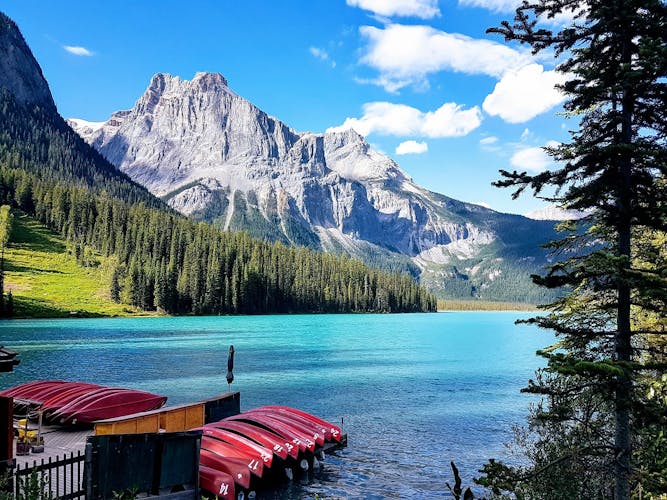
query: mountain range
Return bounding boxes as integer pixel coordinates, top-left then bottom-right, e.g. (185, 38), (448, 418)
(0, 11), (435, 315)
(68, 72), (559, 302)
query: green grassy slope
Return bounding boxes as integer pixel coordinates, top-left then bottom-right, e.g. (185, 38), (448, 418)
(3, 213), (151, 318)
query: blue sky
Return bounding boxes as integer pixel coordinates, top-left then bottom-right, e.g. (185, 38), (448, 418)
(4, 0), (573, 215)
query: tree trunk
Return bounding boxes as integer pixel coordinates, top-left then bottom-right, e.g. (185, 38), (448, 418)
(614, 23), (634, 498)
(615, 249), (632, 500)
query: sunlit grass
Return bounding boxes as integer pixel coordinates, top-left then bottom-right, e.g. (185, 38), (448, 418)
(3, 213), (156, 318)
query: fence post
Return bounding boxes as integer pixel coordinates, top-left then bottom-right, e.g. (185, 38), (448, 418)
(13, 460), (21, 498)
(85, 442), (93, 499)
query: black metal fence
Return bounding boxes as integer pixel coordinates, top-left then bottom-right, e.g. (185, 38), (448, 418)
(9, 431), (200, 499)
(14, 450), (85, 499)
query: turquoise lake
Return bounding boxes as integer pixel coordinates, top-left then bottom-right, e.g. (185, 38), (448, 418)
(0, 312), (552, 498)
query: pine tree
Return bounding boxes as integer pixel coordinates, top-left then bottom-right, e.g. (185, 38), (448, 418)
(109, 266), (121, 303)
(480, 1), (667, 498)
(0, 205), (12, 312)
(5, 289), (14, 318)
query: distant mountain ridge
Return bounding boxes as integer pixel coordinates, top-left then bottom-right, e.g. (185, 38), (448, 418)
(68, 71), (560, 303)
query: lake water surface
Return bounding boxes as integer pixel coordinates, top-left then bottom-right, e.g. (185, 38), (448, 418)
(0, 312), (551, 498)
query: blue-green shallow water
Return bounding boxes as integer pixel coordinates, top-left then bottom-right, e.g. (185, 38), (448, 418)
(0, 312), (550, 499)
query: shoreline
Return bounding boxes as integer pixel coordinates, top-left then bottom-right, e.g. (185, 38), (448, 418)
(1, 305), (541, 321)
(437, 299), (541, 312)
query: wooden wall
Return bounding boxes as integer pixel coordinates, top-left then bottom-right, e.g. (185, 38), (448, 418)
(94, 392), (240, 436)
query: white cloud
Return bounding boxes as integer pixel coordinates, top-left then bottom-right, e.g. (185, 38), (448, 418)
(480, 136), (500, 152)
(510, 141), (559, 172)
(459, 0), (580, 25)
(356, 24), (566, 123)
(347, 0), (441, 19)
(482, 64), (566, 123)
(458, 0), (519, 12)
(63, 45), (94, 56)
(395, 140), (428, 155)
(309, 47), (336, 68)
(520, 128), (533, 142)
(540, 8), (579, 26)
(358, 24), (530, 92)
(327, 101), (482, 138)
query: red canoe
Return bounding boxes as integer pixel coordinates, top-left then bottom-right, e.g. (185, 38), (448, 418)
(0, 380), (66, 400)
(201, 427), (274, 467)
(255, 407), (332, 442)
(199, 448), (254, 489)
(41, 383), (103, 412)
(208, 420), (294, 460)
(259, 405), (342, 442)
(202, 436), (265, 478)
(48, 387), (123, 421)
(199, 465), (235, 500)
(51, 388), (167, 424)
(245, 409), (325, 446)
(30, 382), (100, 407)
(227, 412), (316, 453)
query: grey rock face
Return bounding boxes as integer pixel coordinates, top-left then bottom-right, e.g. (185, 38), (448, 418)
(70, 72), (557, 301)
(0, 12), (56, 110)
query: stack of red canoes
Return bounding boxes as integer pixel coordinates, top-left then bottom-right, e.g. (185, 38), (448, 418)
(197, 405), (343, 499)
(0, 380), (167, 425)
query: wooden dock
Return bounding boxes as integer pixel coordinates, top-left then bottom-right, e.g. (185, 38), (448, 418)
(11, 392), (241, 467)
(13, 425), (91, 467)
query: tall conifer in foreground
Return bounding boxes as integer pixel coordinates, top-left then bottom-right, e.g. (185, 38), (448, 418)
(478, 1), (667, 498)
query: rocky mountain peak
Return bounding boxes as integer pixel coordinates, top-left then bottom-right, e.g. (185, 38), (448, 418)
(0, 12), (56, 110)
(192, 71), (229, 89)
(146, 72), (230, 96)
(146, 72), (172, 94)
(324, 127), (365, 145)
(68, 70), (559, 303)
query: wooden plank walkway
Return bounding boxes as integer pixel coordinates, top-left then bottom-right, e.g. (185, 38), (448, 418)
(13, 425), (91, 466)
(12, 427), (89, 499)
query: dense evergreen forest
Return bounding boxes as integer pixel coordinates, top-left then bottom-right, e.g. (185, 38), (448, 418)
(0, 90), (437, 314)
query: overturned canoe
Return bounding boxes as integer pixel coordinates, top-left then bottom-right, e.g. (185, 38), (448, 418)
(199, 448), (253, 489)
(201, 426), (274, 467)
(199, 465), (236, 500)
(259, 405), (342, 442)
(50, 387), (167, 424)
(245, 409), (326, 446)
(208, 420), (295, 460)
(41, 383), (103, 411)
(202, 435), (265, 479)
(227, 412), (316, 453)
(0, 380), (66, 400)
